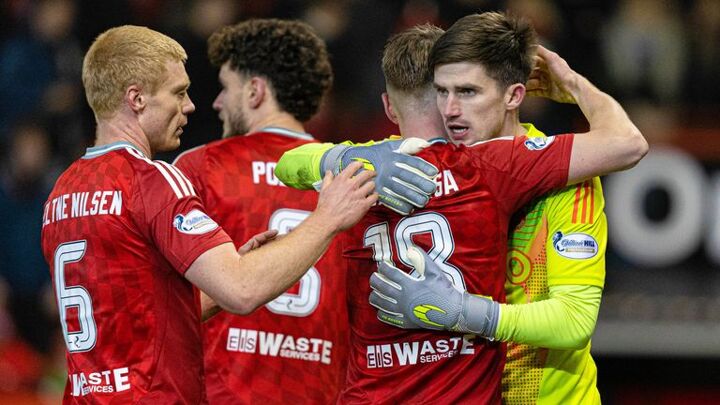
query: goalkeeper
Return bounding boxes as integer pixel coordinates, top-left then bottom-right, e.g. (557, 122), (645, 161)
(279, 15), (623, 404)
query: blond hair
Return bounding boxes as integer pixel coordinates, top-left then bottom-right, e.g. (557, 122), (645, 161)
(82, 25), (187, 119)
(382, 24), (444, 94)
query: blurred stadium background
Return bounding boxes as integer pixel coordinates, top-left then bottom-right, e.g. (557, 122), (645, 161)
(1, 0), (718, 403)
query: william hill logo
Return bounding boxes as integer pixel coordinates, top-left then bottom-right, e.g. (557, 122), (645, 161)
(173, 209), (218, 235)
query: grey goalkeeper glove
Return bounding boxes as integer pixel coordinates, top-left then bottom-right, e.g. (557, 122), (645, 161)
(369, 246), (500, 338)
(320, 138), (439, 215)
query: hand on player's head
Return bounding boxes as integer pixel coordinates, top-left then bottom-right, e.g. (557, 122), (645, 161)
(315, 161), (378, 233)
(526, 45), (577, 104)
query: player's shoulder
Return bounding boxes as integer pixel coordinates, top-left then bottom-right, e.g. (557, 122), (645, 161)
(174, 143), (208, 166)
(199, 129), (317, 157)
(420, 136), (515, 165)
(249, 128), (317, 150)
(543, 176), (605, 225)
(546, 176), (604, 203)
(120, 146), (196, 200)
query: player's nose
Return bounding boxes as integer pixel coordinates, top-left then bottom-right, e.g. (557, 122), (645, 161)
(442, 94), (461, 117)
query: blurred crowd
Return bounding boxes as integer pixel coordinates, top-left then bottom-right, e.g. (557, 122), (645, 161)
(0, 0), (718, 402)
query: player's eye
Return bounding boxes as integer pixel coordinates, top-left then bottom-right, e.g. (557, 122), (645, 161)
(458, 88), (475, 96)
(436, 88), (448, 96)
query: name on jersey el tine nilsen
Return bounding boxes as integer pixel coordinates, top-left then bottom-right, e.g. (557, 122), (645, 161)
(43, 190), (122, 227)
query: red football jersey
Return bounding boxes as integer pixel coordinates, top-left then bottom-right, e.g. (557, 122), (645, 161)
(174, 128), (349, 404)
(40, 142), (232, 404)
(340, 135), (574, 404)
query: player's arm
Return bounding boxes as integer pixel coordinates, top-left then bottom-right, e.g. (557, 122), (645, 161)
(369, 248), (599, 348)
(276, 137), (439, 215)
(493, 285), (601, 349)
(187, 162), (377, 315)
(275, 142), (339, 189)
(370, 258), (601, 349)
(527, 45), (649, 185)
(370, 182), (608, 348)
(275, 138), (403, 189)
(200, 229), (279, 320)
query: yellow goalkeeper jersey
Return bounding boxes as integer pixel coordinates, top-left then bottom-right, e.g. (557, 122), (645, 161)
(502, 124), (606, 405)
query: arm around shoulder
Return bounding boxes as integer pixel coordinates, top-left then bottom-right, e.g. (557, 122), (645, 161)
(186, 163), (377, 316)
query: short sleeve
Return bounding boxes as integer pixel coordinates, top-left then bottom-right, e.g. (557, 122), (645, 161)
(132, 159), (232, 274)
(471, 134), (574, 216)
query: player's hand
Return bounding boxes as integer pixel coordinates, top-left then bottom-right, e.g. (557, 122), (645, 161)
(526, 45), (577, 104)
(314, 161), (378, 233)
(237, 229), (279, 255)
(321, 138), (439, 215)
(369, 246), (499, 337)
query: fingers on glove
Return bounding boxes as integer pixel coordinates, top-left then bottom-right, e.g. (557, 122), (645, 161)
(368, 289), (400, 315)
(370, 270), (400, 294)
(393, 153), (439, 178)
(391, 164), (437, 196)
(377, 260), (418, 287)
(378, 193), (413, 216)
(405, 246), (428, 276)
(408, 247), (447, 283)
(382, 183), (430, 210)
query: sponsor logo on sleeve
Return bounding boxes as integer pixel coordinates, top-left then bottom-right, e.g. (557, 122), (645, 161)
(173, 209), (218, 235)
(552, 231), (598, 259)
(524, 136), (554, 150)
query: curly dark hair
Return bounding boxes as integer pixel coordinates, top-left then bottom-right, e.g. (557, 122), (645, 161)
(208, 19), (333, 122)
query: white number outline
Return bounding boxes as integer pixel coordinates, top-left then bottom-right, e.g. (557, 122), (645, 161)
(364, 212), (466, 292)
(265, 209), (321, 317)
(54, 240), (97, 352)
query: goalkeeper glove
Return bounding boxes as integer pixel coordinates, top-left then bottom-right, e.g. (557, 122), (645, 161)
(369, 246), (500, 338)
(320, 138), (439, 215)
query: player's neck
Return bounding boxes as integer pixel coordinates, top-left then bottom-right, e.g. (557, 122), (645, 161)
(95, 117), (152, 158)
(398, 113), (447, 141)
(501, 112), (527, 138)
(247, 111), (305, 135)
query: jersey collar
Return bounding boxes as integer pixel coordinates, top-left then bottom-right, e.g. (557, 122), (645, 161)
(83, 141), (146, 159)
(255, 126), (314, 141)
(521, 123), (546, 138)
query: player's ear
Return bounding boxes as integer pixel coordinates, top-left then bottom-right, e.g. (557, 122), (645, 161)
(505, 83), (526, 111)
(248, 77), (266, 109)
(126, 84), (146, 113)
(382, 92), (399, 125)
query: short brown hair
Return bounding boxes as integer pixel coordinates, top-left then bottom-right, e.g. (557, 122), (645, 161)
(430, 12), (537, 88)
(82, 25), (187, 119)
(208, 19), (333, 122)
(382, 24), (444, 93)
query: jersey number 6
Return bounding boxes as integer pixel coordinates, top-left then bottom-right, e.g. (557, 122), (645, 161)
(53, 240), (97, 352)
